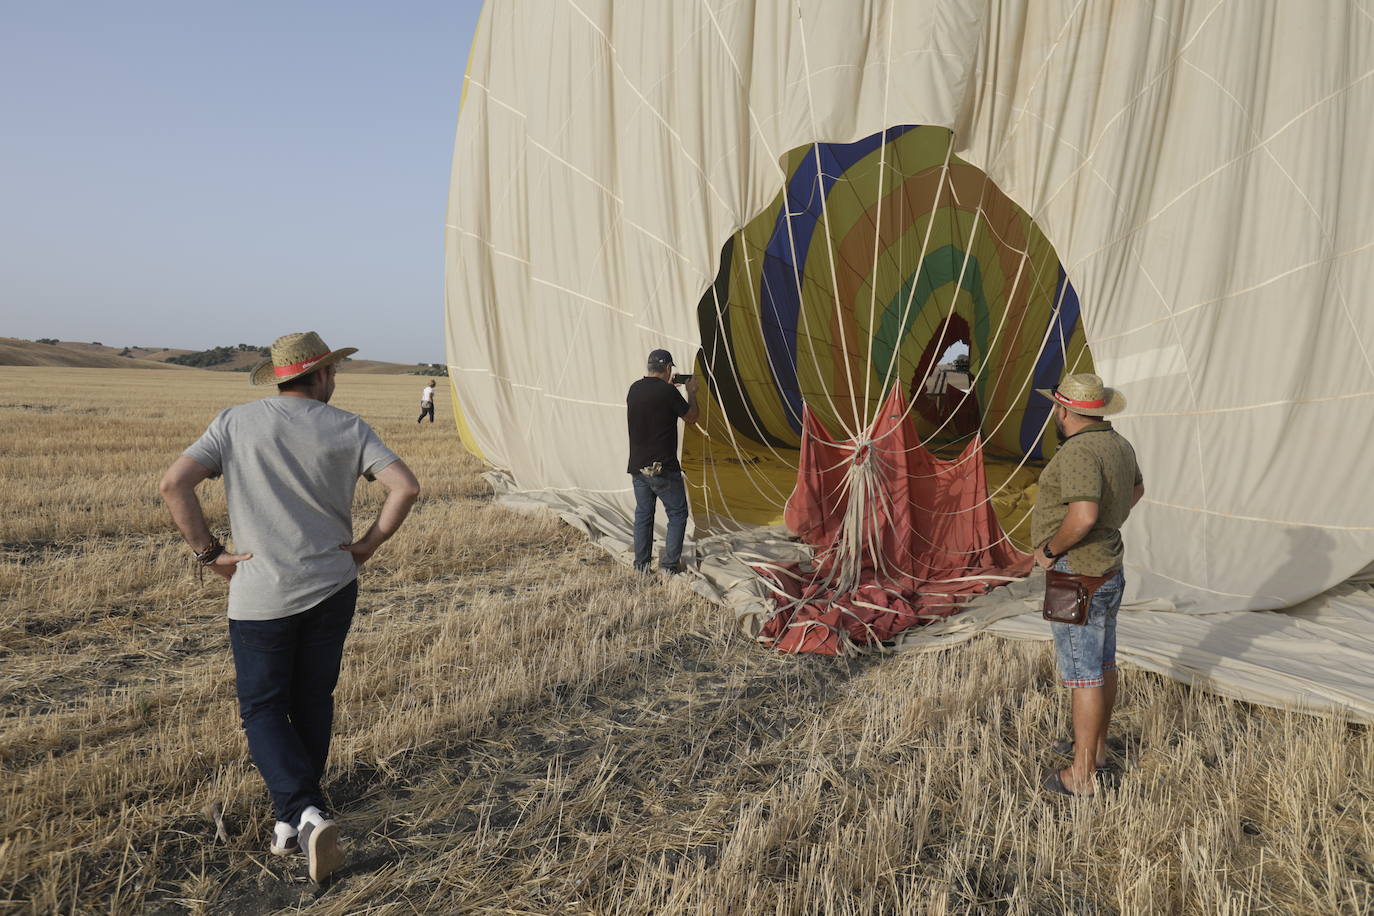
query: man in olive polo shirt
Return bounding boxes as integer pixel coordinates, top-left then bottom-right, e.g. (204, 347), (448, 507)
(1031, 373), (1144, 797)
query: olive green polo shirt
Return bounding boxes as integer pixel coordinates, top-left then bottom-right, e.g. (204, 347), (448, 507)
(1031, 421), (1143, 576)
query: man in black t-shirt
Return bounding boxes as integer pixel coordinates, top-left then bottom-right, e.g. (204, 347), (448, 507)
(626, 348), (699, 573)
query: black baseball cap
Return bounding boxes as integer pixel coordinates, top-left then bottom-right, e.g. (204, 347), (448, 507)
(647, 348), (674, 367)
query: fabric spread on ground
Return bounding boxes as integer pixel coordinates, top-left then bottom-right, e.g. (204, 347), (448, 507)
(486, 475), (1374, 723)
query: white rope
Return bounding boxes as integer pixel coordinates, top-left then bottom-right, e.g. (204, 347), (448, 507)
(794, 3), (865, 438)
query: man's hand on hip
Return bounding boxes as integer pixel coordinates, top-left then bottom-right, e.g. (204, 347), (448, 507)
(210, 550), (253, 581)
(340, 538), (378, 567)
(343, 460), (420, 569)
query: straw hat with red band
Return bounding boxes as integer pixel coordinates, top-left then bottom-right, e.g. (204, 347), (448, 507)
(1034, 372), (1126, 417)
(249, 331), (358, 387)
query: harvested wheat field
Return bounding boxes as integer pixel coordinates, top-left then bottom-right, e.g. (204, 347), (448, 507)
(1, 365), (1370, 915)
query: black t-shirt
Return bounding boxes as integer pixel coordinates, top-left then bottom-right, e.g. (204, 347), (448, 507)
(626, 377), (689, 473)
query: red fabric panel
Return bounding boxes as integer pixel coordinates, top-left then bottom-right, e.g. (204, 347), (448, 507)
(759, 386), (1033, 655)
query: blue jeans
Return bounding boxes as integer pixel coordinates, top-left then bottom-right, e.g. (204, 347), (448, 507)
(1049, 558), (1124, 688)
(228, 579), (357, 826)
(631, 470), (688, 571)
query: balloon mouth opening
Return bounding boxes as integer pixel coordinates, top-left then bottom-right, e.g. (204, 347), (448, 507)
(684, 123), (1095, 541)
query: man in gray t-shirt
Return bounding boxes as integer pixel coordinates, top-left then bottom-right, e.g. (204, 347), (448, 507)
(183, 395), (399, 620)
(160, 331), (419, 884)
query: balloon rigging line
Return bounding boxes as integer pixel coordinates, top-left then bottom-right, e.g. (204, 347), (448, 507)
(699, 274), (802, 476)
(863, 124), (891, 418)
(729, 226), (808, 442)
(799, 434), (1031, 567)
(900, 239), (1030, 457)
(864, 0), (899, 420)
(795, 5), (866, 439)
(869, 133), (957, 404)
(695, 315), (794, 507)
(695, 0), (870, 445)
(774, 161), (864, 442)
(877, 178), (992, 440)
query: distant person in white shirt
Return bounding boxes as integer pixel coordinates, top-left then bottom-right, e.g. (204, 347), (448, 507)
(418, 380), (436, 424)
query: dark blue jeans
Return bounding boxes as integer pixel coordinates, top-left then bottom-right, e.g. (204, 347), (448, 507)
(631, 470), (688, 571)
(228, 579), (357, 826)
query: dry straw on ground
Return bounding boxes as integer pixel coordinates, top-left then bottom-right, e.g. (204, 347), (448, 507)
(0, 366), (1370, 914)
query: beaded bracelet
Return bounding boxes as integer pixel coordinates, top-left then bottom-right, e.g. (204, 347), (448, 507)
(194, 540), (226, 566)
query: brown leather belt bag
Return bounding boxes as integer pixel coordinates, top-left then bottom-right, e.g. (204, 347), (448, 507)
(1043, 569), (1116, 625)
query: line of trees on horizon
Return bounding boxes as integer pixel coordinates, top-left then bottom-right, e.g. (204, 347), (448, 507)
(166, 343), (270, 368)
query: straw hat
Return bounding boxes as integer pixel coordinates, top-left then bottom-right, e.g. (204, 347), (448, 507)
(1034, 372), (1126, 416)
(249, 331), (357, 387)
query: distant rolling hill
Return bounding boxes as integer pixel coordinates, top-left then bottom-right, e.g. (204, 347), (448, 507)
(0, 337), (190, 370)
(0, 338), (432, 375)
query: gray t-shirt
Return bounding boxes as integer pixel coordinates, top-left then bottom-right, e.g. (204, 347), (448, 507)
(184, 396), (399, 621)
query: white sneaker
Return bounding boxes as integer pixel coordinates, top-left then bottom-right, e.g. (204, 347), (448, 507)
(269, 821), (299, 856)
(297, 807), (344, 884)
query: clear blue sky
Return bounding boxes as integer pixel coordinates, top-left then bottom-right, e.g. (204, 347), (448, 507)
(0, 1), (485, 364)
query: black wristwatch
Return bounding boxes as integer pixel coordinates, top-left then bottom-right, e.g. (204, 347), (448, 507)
(1042, 543), (1064, 560)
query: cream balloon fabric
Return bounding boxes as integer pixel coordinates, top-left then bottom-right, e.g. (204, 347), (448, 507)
(446, 2), (1374, 712)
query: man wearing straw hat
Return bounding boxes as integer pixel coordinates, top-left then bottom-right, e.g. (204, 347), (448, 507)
(159, 331), (420, 883)
(1031, 373), (1143, 798)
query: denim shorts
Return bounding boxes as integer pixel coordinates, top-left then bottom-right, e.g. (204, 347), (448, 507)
(1049, 556), (1124, 688)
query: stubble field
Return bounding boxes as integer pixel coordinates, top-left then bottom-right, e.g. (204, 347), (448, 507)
(0, 366), (1371, 914)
